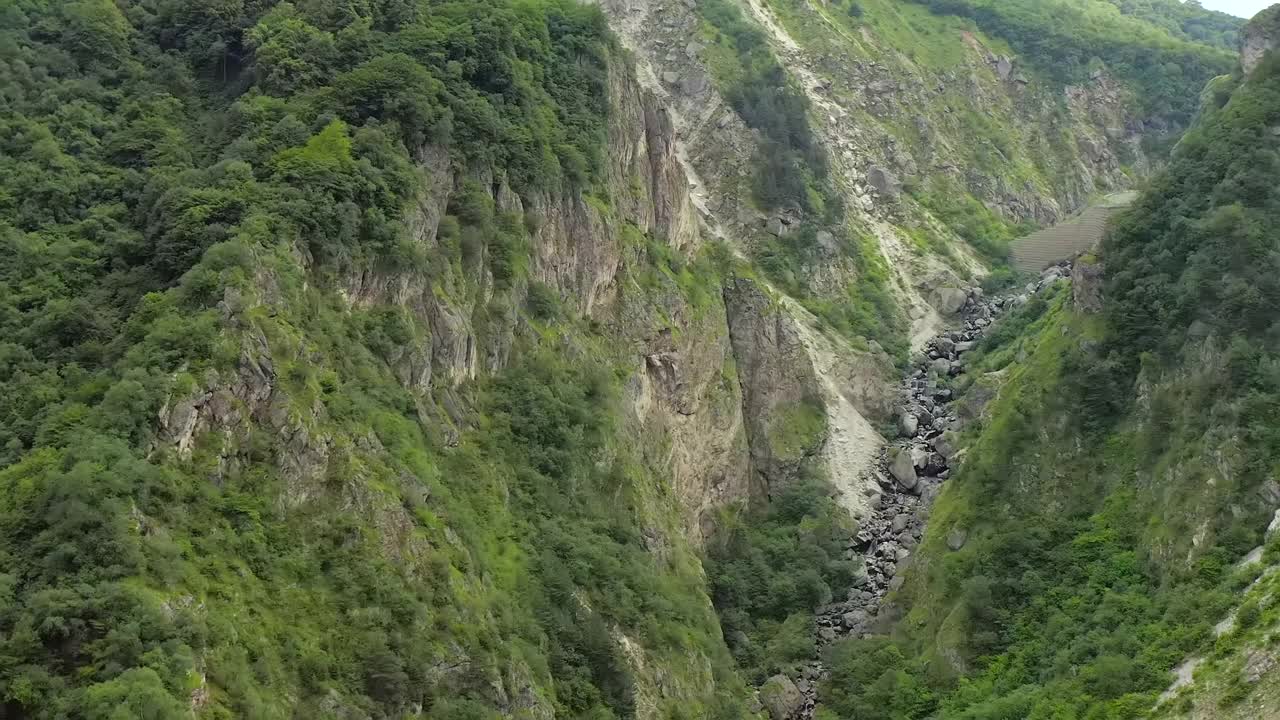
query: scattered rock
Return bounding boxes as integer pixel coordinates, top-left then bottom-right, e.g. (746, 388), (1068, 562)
(1244, 649), (1277, 684)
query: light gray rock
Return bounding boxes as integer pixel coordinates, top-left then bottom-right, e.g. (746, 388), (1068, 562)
(1259, 479), (1280, 505)
(910, 446), (929, 469)
(1243, 8), (1280, 75)
(898, 411), (919, 438)
(996, 55), (1013, 81)
(1244, 649), (1277, 684)
(867, 165), (902, 198)
(946, 527), (968, 551)
(766, 217), (785, 237)
(761, 675), (804, 720)
(934, 287), (968, 315)
(816, 229), (837, 252)
(842, 610), (868, 628)
(891, 514), (911, 533)
(931, 357), (952, 375)
(890, 448), (918, 490)
(933, 433), (956, 460)
(953, 341), (975, 354)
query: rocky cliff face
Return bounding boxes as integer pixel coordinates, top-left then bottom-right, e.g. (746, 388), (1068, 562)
(155, 54), (830, 548)
(1243, 5), (1280, 75)
(595, 0), (1148, 281)
(574, 0), (1169, 524)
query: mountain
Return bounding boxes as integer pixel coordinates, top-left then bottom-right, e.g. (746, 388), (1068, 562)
(0, 0), (1273, 717)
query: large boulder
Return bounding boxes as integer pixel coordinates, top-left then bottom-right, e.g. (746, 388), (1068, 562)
(1071, 257), (1104, 313)
(933, 287), (968, 315)
(898, 411), (919, 438)
(890, 447), (918, 490)
(995, 55), (1013, 80)
(761, 674), (804, 720)
(867, 165), (902, 198)
(946, 527), (968, 551)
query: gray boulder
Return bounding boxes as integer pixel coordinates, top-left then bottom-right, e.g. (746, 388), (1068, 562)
(842, 609), (868, 629)
(761, 675), (804, 720)
(890, 448), (918, 490)
(867, 165), (902, 198)
(898, 411), (919, 438)
(934, 287), (968, 315)
(996, 55), (1013, 80)
(891, 513), (911, 533)
(933, 433), (956, 460)
(946, 527), (968, 551)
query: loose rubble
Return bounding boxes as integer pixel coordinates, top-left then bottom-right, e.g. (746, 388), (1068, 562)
(785, 263), (1070, 719)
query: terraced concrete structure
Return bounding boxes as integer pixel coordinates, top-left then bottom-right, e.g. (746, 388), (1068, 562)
(1010, 192), (1136, 271)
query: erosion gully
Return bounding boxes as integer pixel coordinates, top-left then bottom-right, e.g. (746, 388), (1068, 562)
(786, 265), (1069, 719)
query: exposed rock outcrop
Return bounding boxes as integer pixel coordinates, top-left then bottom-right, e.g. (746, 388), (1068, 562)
(1072, 256), (1104, 313)
(1243, 5), (1280, 75)
(725, 277), (824, 497)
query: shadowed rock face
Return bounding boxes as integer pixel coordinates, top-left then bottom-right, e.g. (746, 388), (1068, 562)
(723, 277), (824, 498)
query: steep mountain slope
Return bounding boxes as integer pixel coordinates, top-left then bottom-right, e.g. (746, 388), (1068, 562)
(822, 8), (1280, 719)
(0, 1), (776, 716)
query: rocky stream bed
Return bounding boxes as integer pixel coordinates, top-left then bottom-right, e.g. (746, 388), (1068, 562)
(759, 264), (1072, 720)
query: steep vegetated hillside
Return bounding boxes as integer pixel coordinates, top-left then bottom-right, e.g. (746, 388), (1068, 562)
(0, 0), (788, 716)
(827, 9), (1280, 719)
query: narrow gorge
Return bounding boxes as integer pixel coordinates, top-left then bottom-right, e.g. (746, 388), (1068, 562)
(2, 0), (1278, 718)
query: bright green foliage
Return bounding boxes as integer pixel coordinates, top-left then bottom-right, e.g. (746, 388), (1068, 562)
(1100, 0), (1243, 51)
(705, 480), (859, 683)
(755, 228), (907, 360)
(909, 0), (1236, 130)
(821, 638), (937, 720)
(911, 177), (1033, 264)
